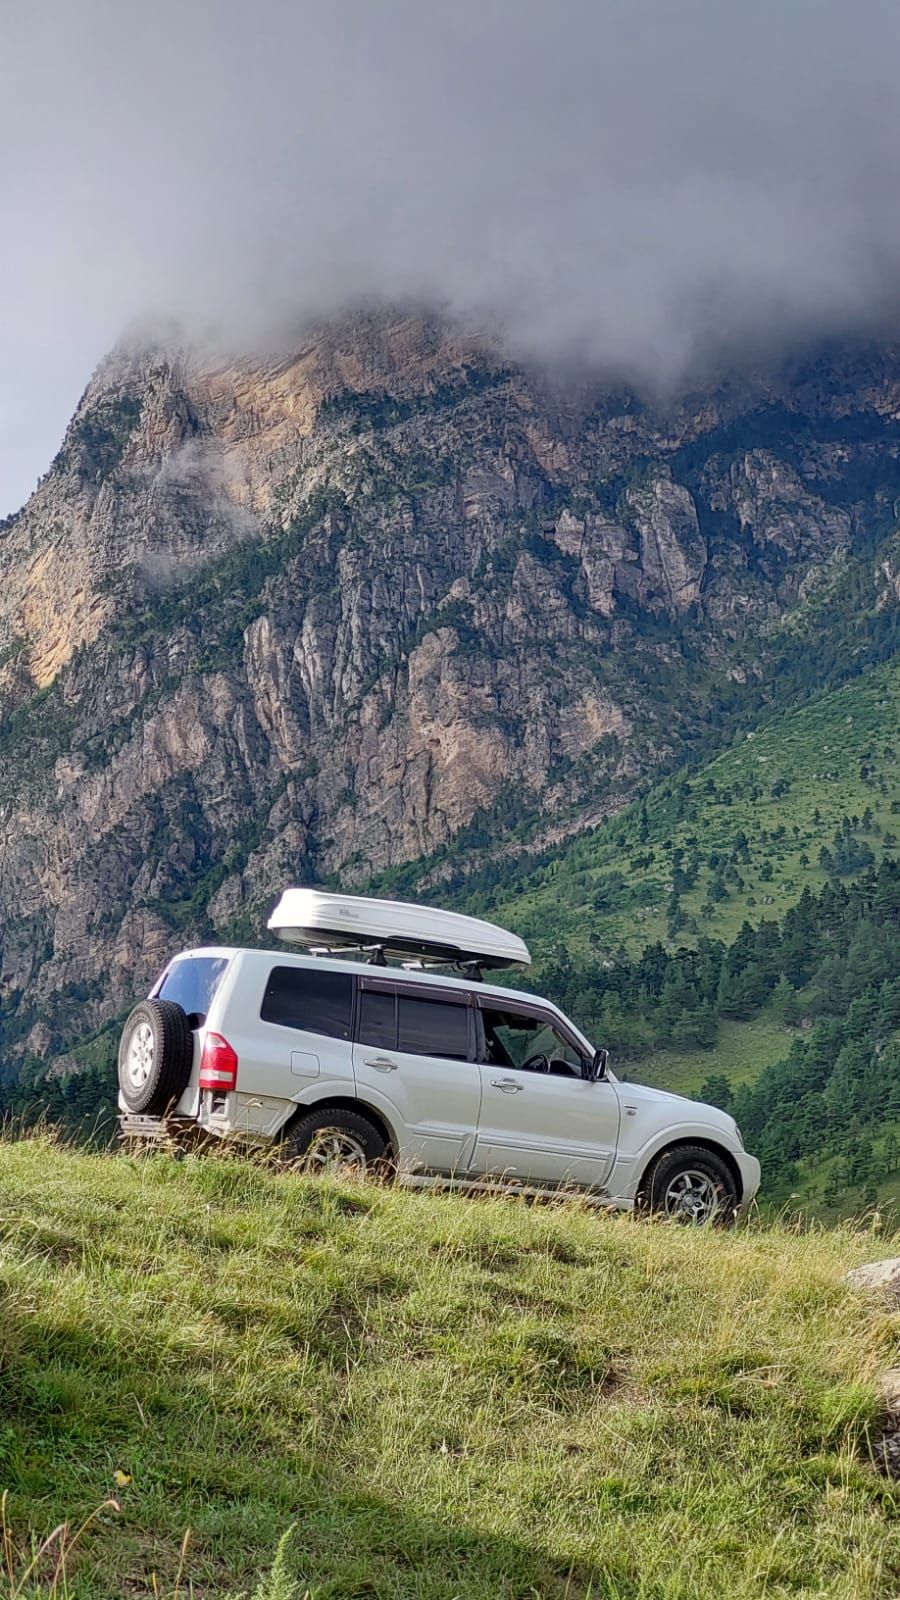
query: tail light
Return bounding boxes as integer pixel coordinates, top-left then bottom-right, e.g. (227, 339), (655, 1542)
(199, 1033), (238, 1092)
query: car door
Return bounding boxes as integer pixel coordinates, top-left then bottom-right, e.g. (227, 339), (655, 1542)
(352, 977), (481, 1174)
(470, 997), (620, 1188)
(243, 961), (357, 1101)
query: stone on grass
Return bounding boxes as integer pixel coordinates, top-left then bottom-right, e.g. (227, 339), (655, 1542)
(845, 1258), (900, 1304)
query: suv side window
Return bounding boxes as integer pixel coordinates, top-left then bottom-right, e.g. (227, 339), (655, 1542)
(260, 967), (353, 1040)
(357, 989), (397, 1050)
(357, 984), (470, 1061)
(479, 1003), (584, 1078)
(398, 995), (469, 1061)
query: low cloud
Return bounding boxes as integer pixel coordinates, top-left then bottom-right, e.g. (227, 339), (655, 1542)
(4, 0), (900, 512)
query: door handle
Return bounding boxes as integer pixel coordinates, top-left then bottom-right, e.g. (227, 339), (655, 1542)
(491, 1077), (524, 1092)
(364, 1056), (398, 1072)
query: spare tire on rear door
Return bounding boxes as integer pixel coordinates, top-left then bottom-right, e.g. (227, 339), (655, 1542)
(118, 999), (194, 1114)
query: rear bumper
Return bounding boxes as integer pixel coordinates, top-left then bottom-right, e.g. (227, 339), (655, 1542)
(119, 1094), (286, 1148)
(118, 1112), (204, 1148)
(198, 1090), (290, 1141)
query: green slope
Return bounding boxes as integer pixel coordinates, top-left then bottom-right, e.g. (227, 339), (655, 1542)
(625, 1008), (792, 1095)
(447, 653), (900, 963)
(0, 1139), (898, 1599)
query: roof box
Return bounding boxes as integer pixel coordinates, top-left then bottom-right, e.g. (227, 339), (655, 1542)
(267, 889), (530, 971)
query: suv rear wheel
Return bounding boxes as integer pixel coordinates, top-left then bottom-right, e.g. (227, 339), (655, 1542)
(118, 999), (194, 1115)
(642, 1144), (738, 1226)
(281, 1107), (388, 1176)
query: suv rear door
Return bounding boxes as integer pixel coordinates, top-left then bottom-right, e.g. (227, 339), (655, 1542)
(241, 962), (357, 1100)
(469, 997), (620, 1188)
(352, 978), (481, 1174)
(147, 952), (233, 1117)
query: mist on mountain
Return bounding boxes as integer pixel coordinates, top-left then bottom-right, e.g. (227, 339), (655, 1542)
(4, 0), (900, 511)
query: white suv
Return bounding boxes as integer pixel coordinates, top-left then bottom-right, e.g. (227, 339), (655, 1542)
(117, 898), (760, 1224)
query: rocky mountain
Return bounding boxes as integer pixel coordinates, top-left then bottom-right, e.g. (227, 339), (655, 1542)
(3, 310), (900, 1074)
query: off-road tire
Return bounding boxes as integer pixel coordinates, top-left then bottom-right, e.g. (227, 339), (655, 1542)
(117, 999), (194, 1115)
(280, 1107), (388, 1176)
(641, 1143), (739, 1227)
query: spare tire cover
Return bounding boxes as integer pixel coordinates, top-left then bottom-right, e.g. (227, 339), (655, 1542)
(118, 998), (194, 1114)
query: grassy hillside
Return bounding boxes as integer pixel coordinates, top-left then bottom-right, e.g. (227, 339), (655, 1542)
(1, 1139), (899, 1599)
(626, 1008), (791, 1095)
(442, 653), (900, 964)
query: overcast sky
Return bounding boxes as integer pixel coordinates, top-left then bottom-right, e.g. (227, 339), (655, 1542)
(3, 0), (900, 516)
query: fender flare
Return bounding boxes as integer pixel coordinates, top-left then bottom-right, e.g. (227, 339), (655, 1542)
(282, 1090), (398, 1155)
(631, 1125), (743, 1199)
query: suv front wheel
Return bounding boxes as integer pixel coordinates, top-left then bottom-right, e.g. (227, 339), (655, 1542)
(642, 1144), (739, 1226)
(281, 1107), (388, 1177)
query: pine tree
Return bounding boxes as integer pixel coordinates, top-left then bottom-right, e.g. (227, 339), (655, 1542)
(699, 1072), (733, 1111)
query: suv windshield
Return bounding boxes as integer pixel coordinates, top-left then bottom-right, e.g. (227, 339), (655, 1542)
(156, 955), (229, 1022)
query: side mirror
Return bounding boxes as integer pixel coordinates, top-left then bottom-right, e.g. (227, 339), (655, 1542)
(583, 1047), (609, 1083)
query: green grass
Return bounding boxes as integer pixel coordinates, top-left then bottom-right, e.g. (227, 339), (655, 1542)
(450, 654), (900, 963)
(628, 1010), (792, 1097)
(1, 1139), (899, 1598)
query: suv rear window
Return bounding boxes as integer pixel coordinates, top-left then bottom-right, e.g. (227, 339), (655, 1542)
(157, 955), (229, 1021)
(261, 967), (353, 1040)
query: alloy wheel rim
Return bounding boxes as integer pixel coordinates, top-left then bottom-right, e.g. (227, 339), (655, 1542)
(303, 1129), (368, 1174)
(663, 1169), (721, 1224)
(125, 1022), (155, 1089)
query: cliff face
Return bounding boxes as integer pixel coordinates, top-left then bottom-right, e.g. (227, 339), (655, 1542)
(2, 313), (900, 1064)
